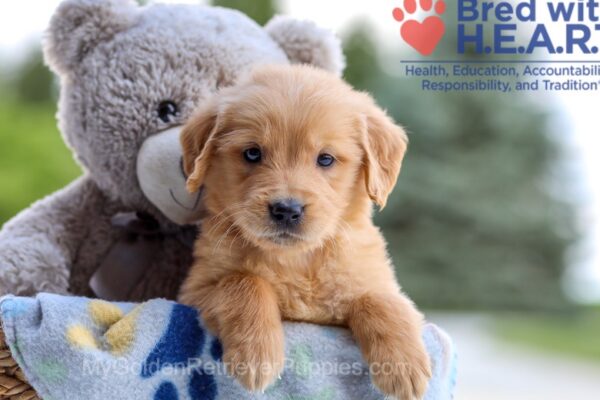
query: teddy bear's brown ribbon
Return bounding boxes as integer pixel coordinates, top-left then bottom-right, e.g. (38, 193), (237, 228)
(89, 212), (197, 301)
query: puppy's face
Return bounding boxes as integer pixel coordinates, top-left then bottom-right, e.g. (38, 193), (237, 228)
(181, 66), (407, 253)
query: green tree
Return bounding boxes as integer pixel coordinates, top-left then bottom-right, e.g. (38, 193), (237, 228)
(211, 0), (277, 25)
(341, 22), (381, 91)
(342, 25), (577, 310)
(13, 48), (54, 104)
(0, 48), (78, 225)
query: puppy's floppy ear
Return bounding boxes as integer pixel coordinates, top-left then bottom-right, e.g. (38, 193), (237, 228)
(359, 105), (408, 209)
(180, 101), (219, 193)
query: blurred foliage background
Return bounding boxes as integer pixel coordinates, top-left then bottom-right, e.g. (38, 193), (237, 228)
(0, 49), (81, 225)
(0, 0), (579, 313)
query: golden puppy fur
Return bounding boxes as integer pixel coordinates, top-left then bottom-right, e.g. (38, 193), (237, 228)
(178, 65), (431, 399)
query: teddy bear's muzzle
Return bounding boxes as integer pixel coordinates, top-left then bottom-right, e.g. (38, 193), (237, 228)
(137, 126), (206, 226)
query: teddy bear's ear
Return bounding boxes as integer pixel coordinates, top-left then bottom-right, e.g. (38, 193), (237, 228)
(43, 0), (137, 75)
(265, 15), (346, 77)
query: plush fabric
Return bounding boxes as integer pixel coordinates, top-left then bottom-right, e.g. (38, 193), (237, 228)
(0, 294), (456, 400)
(0, 0), (345, 300)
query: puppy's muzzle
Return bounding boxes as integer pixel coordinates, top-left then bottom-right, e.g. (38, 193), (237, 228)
(269, 199), (304, 229)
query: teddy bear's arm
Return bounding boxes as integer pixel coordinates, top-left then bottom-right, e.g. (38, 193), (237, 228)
(0, 176), (106, 296)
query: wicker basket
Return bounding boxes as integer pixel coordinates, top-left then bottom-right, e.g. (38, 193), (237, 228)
(0, 327), (39, 400)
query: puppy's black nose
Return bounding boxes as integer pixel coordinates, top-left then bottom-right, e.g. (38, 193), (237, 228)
(269, 199), (304, 227)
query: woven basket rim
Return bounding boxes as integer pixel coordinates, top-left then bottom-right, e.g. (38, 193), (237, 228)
(0, 326), (40, 399)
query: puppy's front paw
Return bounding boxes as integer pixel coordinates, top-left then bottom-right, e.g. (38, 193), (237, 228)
(369, 339), (431, 400)
(223, 332), (285, 392)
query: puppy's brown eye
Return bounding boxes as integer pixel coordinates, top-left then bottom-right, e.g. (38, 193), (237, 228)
(317, 153), (335, 167)
(243, 147), (262, 163)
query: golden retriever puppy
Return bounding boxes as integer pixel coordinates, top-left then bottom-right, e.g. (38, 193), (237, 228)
(178, 64), (431, 400)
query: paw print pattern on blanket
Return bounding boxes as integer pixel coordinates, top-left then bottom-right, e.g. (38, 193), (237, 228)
(155, 381), (179, 400)
(188, 368), (218, 400)
(141, 304), (218, 400)
(289, 344), (314, 379)
(210, 337), (223, 361)
(66, 300), (142, 354)
(66, 301), (219, 400)
(141, 304), (205, 378)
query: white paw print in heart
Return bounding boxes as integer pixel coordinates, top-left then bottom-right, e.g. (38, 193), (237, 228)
(393, 0), (447, 56)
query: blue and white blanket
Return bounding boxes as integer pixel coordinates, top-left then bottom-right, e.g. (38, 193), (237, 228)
(0, 294), (456, 400)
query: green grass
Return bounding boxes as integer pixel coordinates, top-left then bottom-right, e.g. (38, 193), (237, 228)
(0, 100), (81, 225)
(495, 307), (600, 362)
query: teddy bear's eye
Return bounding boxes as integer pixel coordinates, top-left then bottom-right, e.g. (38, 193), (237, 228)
(157, 100), (179, 123)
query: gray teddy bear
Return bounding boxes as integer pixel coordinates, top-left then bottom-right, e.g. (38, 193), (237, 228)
(0, 0), (344, 300)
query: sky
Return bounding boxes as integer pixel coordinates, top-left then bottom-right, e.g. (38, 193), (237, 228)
(1, 0), (599, 301)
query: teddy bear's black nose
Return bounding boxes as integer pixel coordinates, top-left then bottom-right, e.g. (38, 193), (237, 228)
(269, 199), (304, 227)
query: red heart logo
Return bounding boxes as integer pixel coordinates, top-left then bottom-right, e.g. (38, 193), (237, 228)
(400, 16), (445, 56)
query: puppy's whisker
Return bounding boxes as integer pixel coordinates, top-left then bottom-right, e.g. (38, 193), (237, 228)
(208, 210), (247, 253)
(212, 222), (238, 255)
(205, 215), (232, 237)
(204, 202), (244, 229)
(205, 202), (243, 222)
(228, 228), (244, 253)
(216, 212), (247, 238)
(205, 206), (246, 237)
(204, 211), (233, 237)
